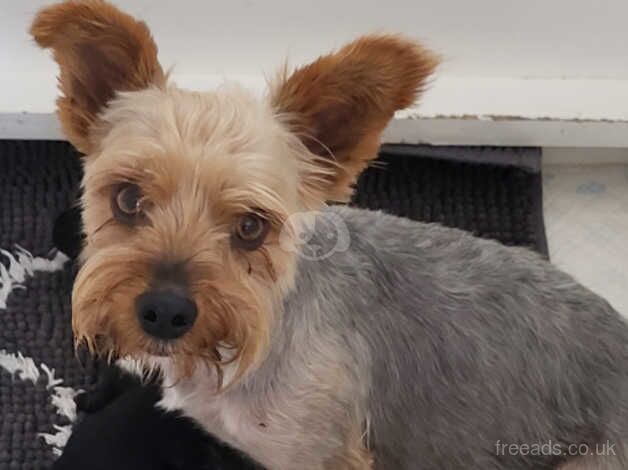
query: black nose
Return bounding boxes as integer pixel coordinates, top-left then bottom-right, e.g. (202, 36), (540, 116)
(135, 290), (197, 340)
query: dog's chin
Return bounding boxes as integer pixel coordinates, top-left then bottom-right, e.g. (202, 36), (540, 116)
(113, 339), (241, 389)
(144, 343), (172, 357)
(115, 353), (173, 381)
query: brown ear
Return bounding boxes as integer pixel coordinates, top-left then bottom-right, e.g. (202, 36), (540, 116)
(272, 35), (439, 202)
(30, 0), (164, 154)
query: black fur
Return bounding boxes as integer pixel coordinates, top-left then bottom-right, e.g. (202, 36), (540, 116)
(52, 365), (261, 470)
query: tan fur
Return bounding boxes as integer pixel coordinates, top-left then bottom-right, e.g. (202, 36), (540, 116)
(73, 85), (302, 384)
(324, 430), (374, 470)
(271, 35), (439, 202)
(31, 0), (438, 466)
(30, 0), (164, 153)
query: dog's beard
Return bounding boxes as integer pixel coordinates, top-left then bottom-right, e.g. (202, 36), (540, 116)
(116, 346), (234, 393)
(81, 333), (227, 387)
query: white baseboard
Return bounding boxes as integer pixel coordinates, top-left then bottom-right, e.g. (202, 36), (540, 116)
(1, 75), (627, 149)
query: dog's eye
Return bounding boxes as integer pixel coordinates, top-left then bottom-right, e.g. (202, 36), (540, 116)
(112, 183), (143, 224)
(232, 213), (269, 250)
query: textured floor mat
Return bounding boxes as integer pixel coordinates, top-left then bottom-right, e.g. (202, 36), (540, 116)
(0, 140), (546, 468)
(352, 145), (548, 256)
(0, 140), (95, 470)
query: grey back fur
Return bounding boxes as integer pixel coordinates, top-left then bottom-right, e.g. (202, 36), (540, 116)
(267, 206), (628, 469)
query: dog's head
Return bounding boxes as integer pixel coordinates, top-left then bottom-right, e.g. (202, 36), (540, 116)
(31, 0), (438, 385)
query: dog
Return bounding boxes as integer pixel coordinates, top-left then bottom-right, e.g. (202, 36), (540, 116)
(32, 1), (628, 469)
(52, 363), (261, 470)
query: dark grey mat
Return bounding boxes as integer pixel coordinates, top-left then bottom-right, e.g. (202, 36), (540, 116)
(352, 145), (548, 256)
(0, 140), (547, 469)
(0, 141), (96, 470)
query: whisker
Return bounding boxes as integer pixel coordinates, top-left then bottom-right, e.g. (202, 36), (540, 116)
(92, 217), (115, 236)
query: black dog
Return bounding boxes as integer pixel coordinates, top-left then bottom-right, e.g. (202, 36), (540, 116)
(52, 365), (260, 470)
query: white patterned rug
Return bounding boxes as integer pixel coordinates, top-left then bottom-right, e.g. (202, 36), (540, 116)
(0, 141), (98, 469)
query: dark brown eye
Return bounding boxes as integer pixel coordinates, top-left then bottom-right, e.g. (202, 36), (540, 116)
(112, 183), (143, 224)
(232, 213), (269, 250)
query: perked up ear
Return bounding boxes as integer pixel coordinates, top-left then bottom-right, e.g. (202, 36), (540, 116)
(272, 35), (439, 202)
(30, 0), (164, 154)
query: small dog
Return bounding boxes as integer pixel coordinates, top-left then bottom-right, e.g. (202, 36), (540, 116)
(32, 1), (628, 469)
(53, 364), (261, 470)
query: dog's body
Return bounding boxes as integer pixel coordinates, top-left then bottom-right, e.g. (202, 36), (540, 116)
(31, 1), (628, 469)
(157, 206), (628, 469)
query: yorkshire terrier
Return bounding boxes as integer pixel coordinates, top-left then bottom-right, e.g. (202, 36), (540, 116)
(32, 1), (628, 469)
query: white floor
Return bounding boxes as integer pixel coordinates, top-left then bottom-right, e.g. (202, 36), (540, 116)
(543, 163), (628, 316)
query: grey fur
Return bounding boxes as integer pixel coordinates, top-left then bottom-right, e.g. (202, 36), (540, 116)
(162, 206), (628, 469)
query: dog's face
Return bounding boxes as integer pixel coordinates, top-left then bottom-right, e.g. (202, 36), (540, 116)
(31, 0), (438, 384)
(72, 86), (304, 380)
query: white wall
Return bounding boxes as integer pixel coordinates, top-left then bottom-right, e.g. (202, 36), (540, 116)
(4, 0), (628, 83)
